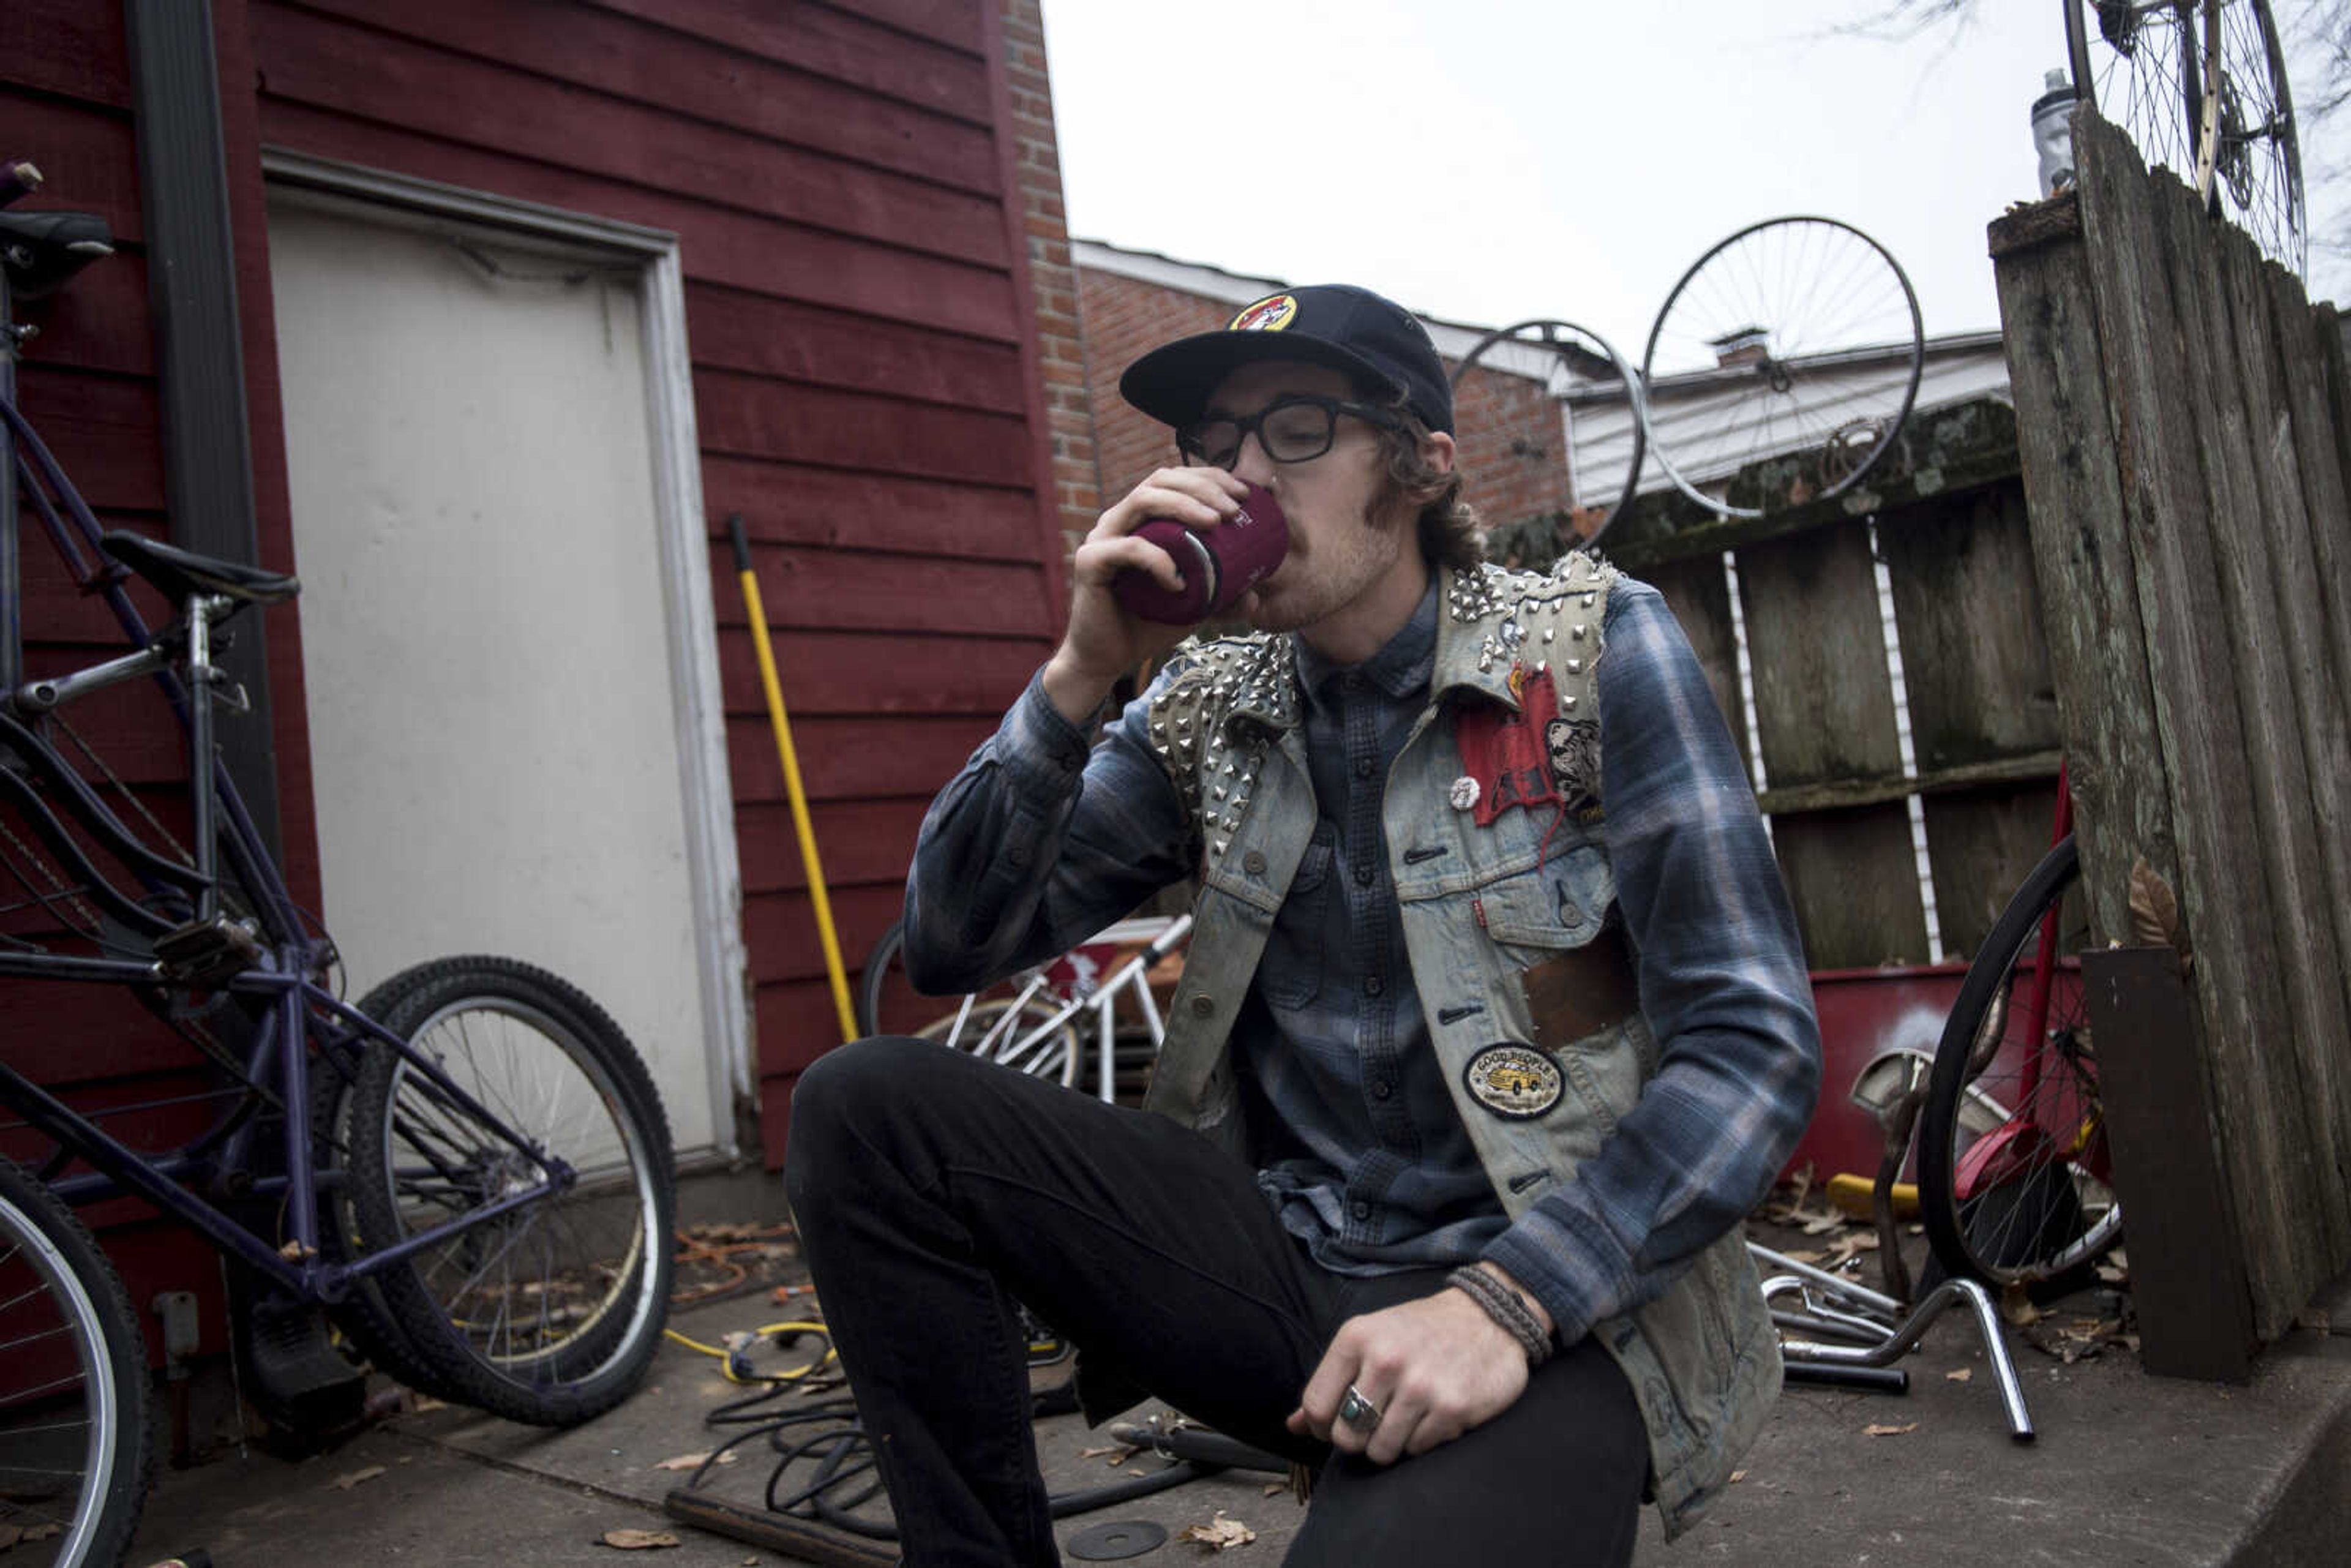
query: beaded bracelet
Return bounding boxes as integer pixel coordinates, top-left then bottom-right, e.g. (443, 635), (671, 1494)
(1447, 1265), (1553, 1367)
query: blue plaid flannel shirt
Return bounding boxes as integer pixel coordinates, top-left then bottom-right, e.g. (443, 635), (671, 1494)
(902, 577), (1820, 1345)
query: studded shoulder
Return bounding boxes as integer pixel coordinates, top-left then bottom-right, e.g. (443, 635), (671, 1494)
(1141, 632), (1289, 866)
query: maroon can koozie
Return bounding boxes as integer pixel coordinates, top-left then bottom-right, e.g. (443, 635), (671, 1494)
(1112, 483), (1290, 625)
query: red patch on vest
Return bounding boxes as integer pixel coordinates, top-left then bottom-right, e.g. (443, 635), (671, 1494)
(1455, 667), (1562, 827)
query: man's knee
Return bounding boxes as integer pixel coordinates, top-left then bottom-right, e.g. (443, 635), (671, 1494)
(784, 1036), (939, 1199)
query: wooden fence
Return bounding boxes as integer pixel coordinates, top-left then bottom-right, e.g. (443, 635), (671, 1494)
(1990, 110), (2351, 1345)
(1605, 396), (2066, 976)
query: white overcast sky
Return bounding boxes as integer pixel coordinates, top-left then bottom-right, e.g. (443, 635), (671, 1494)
(1040, 0), (2351, 358)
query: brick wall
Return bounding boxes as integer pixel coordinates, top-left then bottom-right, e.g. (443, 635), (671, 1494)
(1450, 363), (1575, 533)
(1078, 268), (1234, 512)
(1000, 0), (1097, 563)
(1080, 266), (1577, 545)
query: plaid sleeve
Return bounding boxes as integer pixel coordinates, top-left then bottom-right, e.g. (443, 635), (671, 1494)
(1484, 579), (1822, 1345)
(901, 667), (1198, 996)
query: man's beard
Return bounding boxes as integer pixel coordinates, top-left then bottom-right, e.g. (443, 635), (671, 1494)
(1243, 497), (1412, 634)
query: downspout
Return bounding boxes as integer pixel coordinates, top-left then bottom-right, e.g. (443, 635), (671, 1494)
(122, 0), (280, 861)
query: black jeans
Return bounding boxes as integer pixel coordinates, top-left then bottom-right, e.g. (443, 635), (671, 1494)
(784, 1037), (1646, 1567)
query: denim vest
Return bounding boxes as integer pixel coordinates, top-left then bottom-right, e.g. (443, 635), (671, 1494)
(1134, 557), (1779, 1537)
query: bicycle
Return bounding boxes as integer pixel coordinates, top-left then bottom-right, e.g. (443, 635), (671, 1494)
(856, 912), (1192, 1105)
(1, 166), (676, 1566)
(2063, 0), (2304, 276)
(1914, 764), (2120, 1296)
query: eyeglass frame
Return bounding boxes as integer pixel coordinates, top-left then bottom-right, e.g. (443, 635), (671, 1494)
(1173, 392), (1403, 471)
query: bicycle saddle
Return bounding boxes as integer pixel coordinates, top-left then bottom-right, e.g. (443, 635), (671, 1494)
(0, 209), (113, 299)
(101, 530), (299, 607)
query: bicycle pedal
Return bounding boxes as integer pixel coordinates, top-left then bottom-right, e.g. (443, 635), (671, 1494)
(154, 913), (263, 986)
(234, 1297), (367, 1452)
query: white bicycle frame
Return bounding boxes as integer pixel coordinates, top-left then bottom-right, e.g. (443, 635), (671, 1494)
(940, 913), (1193, 1103)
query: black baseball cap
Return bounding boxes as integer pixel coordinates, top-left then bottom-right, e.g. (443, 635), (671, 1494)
(1120, 284), (1453, 436)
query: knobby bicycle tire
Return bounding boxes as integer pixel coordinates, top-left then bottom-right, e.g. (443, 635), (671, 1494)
(1918, 836), (2121, 1291)
(0, 1155), (151, 1568)
(854, 918), (905, 1041)
(312, 989), (468, 1403)
(343, 956), (675, 1425)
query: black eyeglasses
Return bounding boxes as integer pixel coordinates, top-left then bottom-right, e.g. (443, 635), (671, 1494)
(1176, 394), (1400, 470)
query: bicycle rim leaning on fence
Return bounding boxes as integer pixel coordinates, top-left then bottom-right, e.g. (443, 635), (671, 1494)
(1918, 836), (2123, 1294)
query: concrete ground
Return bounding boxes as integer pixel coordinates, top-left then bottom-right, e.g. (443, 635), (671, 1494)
(128, 1234), (2351, 1567)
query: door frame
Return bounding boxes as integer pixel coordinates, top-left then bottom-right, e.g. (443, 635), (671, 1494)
(260, 148), (752, 1161)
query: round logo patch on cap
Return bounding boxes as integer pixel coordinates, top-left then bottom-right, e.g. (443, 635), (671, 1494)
(1463, 1043), (1564, 1120)
(1229, 293), (1298, 333)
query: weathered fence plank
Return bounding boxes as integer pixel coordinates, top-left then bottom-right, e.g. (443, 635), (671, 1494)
(1878, 479), (2058, 770)
(2090, 118), (2311, 1335)
(1730, 517), (1925, 967)
(1987, 189), (2172, 955)
(2153, 162), (2349, 1274)
(1643, 552), (1750, 778)
(2265, 279), (2351, 1199)
(2012, 107), (2351, 1335)
(1918, 785), (2066, 961)
(1736, 519), (1903, 788)
(2216, 232), (2351, 1228)
(1877, 476), (2063, 961)
(1769, 805), (1929, 970)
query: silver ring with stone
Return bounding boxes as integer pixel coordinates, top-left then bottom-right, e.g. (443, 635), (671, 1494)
(1337, 1384), (1381, 1431)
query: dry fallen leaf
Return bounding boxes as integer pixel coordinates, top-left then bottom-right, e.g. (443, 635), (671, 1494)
(1262, 1482), (1289, 1497)
(326, 1465), (388, 1491)
(2000, 1283), (2042, 1327)
(2128, 858), (2190, 967)
(653, 1450), (737, 1471)
(1730, 1469), (1749, 1484)
(1946, 1368), (1973, 1383)
(1863, 1422), (1919, 1437)
(599, 1529), (681, 1550)
(1179, 1512), (1258, 1551)
(1079, 1442), (1140, 1467)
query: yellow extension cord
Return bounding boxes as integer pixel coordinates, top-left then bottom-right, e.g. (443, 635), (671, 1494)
(664, 1319), (836, 1385)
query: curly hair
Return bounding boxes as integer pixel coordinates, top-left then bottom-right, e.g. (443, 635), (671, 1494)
(1371, 393), (1483, 571)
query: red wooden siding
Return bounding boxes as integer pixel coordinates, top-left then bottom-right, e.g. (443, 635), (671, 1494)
(2, 0), (316, 1370)
(4, 1), (1081, 1382)
(236, 0), (1076, 1164)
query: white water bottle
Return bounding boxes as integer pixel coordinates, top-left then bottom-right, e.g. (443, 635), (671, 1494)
(2032, 67), (2079, 197)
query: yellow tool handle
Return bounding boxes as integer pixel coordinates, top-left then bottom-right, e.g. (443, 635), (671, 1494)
(730, 516), (858, 1045)
(1826, 1171), (1918, 1221)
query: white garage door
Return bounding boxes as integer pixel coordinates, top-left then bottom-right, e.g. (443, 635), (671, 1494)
(266, 189), (732, 1160)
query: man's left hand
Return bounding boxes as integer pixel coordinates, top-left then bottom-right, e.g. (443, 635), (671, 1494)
(1286, 1267), (1551, 1465)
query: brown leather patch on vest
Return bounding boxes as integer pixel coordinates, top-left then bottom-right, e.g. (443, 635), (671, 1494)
(1520, 926), (1640, 1047)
